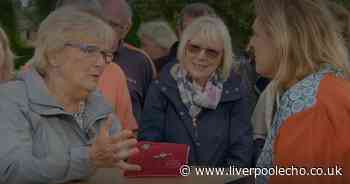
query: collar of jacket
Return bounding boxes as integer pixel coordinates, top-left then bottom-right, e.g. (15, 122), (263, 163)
(157, 63), (244, 104)
(19, 69), (113, 123)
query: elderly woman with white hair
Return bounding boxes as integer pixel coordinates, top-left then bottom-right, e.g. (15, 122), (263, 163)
(0, 6), (140, 184)
(0, 27), (15, 82)
(137, 20), (177, 73)
(139, 16), (253, 167)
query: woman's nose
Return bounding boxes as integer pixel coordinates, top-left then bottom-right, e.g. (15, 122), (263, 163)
(195, 49), (207, 61)
(95, 55), (106, 67)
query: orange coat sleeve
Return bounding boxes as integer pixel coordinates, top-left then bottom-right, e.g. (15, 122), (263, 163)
(98, 63), (138, 130)
(270, 75), (350, 184)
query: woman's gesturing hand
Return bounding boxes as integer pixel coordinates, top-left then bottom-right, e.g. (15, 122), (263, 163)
(89, 115), (141, 171)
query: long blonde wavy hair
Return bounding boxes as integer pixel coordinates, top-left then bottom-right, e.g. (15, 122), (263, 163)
(0, 27), (15, 81)
(255, 0), (350, 93)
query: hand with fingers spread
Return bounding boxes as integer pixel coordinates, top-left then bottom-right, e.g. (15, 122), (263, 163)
(89, 115), (142, 171)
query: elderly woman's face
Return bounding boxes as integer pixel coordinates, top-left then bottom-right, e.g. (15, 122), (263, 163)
(183, 34), (223, 85)
(249, 18), (276, 78)
(54, 38), (114, 92)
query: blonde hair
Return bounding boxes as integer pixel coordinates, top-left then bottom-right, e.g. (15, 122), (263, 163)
(255, 0), (350, 92)
(177, 16), (236, 80)
(32, 6), (115, 76)
(0, 27), (15, 81)
(327, 1), (350, 51)
(137, 20), (177, 50)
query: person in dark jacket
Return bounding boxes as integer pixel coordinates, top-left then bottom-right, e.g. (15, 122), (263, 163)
(138, 20), (178, 75)
(139, 16), (253, 168)
(101, 0), (156, 124)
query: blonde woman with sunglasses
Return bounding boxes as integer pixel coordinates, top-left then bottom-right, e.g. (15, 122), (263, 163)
(139, 16), (253, 168)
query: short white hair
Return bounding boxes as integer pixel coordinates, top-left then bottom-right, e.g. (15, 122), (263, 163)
(137, 20), (177, 49)
(177, 16), (236, 80)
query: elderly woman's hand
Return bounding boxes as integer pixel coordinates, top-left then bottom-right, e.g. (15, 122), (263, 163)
(89, 115), (141, 171)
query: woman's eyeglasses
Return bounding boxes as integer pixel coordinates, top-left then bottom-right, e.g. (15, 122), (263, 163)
(64, 43), (115, 64)
(186, 42), (222, 60)
(109, 21), (129, 35)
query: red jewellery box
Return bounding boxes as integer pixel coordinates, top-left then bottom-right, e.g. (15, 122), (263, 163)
(124, 141), (190, 177)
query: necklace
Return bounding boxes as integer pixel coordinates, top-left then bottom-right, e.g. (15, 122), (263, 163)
(72, 101), (86, 129)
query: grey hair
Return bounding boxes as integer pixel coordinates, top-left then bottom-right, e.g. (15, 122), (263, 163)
(55, 0), (104, 19)
(125, 1), (133, 20)
(137, 20), (177, 49)
(32, 6), (115, 76)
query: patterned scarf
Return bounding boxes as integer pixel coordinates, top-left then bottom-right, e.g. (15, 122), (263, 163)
(171, 64), (224, 118)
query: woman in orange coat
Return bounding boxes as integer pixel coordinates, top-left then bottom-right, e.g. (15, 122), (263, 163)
(249, 0), (350, 183)
(98, 63), (138, 130)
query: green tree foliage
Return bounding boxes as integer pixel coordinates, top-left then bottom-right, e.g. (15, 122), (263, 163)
(32, 0), (57, 22)
(0, 0), (17, 39)
(336, 0), (350, 7)
(0, 0), (35, 68)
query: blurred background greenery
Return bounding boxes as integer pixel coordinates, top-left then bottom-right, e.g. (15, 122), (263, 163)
(1, 0), (349, 69)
